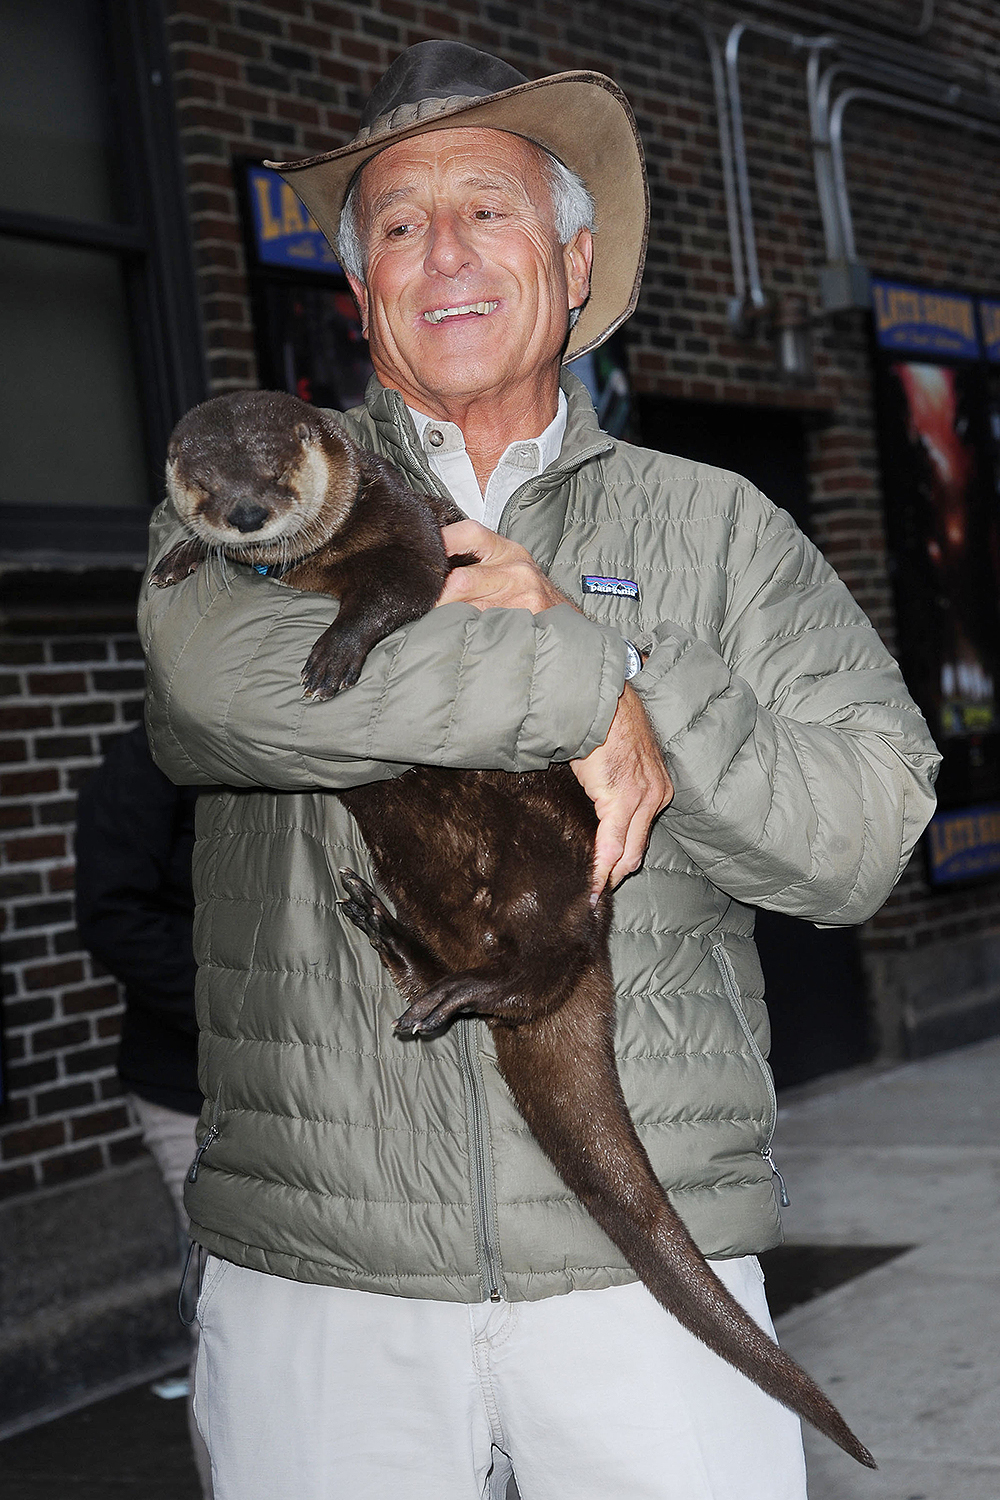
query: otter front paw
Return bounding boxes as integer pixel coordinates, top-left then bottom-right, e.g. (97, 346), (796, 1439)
(301, 626), (368, 699)
(150, 538), (208, 587)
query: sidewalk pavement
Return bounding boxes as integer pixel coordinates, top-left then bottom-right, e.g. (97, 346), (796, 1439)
(769, 1035), (1000, 1500)
(2, 1038), (997, 1497)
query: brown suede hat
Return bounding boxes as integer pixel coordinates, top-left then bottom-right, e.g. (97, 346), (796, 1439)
(265, 41), (648, 362)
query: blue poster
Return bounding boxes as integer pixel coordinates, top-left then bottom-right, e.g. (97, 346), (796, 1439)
(927, 803), (1000, 884)
(246, 164), (342, 274)
(979, 299), (1000, 364)
(872, 279), (980, 359)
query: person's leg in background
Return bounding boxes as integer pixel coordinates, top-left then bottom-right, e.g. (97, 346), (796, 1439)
(130, 1094), (214, 1500)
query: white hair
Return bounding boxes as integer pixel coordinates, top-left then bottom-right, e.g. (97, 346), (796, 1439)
(336, 141), (595, 289)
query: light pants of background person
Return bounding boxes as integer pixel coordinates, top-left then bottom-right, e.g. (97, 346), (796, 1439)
(129, 1094), (214, 1500)
(193, 1253), (808, 1500)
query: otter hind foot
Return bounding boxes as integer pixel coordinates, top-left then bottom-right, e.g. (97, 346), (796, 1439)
(393, 972), (508, 1037)
(339, 870), (403, 960)
(339, 869), (447, 1009)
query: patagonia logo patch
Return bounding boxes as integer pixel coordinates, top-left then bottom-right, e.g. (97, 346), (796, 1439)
(582, 574), (640, 601)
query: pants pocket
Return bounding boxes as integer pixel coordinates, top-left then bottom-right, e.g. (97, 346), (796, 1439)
(196, 1253), (231, 1323)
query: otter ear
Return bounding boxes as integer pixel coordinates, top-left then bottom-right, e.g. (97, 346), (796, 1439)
(294, 421), (312, 442)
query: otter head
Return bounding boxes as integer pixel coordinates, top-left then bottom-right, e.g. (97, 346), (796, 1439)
(166, 391), (361, 566)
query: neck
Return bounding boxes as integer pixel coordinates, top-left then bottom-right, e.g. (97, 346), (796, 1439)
(386, 369), (562, 493)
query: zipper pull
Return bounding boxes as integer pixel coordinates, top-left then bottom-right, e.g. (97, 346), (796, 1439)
(762, 1146), (790, 1208)
(188, 1124), (219, 1183)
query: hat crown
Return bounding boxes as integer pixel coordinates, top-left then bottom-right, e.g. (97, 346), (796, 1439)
(360, 41), (528, 131)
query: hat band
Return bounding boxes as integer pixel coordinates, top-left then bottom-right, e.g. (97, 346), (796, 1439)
(353, 94), (485, 147)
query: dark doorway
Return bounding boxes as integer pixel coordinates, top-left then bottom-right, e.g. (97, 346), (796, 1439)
(637, 395), (871, 1087)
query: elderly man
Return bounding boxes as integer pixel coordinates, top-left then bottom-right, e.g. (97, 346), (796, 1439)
(141, 40), (938, 1500)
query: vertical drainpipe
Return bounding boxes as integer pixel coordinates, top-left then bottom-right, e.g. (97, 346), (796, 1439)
(723, 20), (838, 329)
(659, 7), (748, 332)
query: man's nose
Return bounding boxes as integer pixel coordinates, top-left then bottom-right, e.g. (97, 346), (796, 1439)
(423, 208), (481, 279)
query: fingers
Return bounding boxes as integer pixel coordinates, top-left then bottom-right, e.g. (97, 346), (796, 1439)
(572, 686), (674, 901)
(438, 562), (521, 609)
(436, 525), (570, 613)
(441, 519), (496, 559)
(589, 778), (669, 901)
(591, 814), (628, 902)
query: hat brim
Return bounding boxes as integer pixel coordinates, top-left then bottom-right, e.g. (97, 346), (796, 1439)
(265, 71), (648, 363)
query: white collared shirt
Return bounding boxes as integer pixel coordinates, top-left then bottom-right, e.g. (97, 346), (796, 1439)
(406, 391), (568, 530)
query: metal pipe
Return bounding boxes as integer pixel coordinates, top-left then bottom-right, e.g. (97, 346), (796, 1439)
(725, 23), (764, 311)
(828, 85), (1000, 263)
(807, 46), (849, 261)
(815, 55), (1000, 135)
(739, 0), (940, 48)
(725, 20), (837, 315)
(811, 52), (1000, 267)
(657, 7), (748, 317)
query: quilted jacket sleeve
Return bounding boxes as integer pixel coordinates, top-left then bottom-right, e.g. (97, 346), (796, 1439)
(139, 502), (626, 791)
(632, 487), (940, 925)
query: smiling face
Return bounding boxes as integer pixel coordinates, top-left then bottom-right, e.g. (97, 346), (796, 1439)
(346, 128), (592, 426)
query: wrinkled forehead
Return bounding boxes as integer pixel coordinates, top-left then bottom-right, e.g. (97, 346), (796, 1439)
(354, 126), (554, 217)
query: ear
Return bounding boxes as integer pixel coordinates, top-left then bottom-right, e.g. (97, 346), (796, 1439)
(346, 271), (370, 337)
(564, 227), (593, 312)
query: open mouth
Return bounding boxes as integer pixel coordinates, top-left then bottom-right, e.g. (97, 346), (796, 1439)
(423, 301), (499, 324)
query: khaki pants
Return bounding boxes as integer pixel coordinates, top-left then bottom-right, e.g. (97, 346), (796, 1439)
(193, 1255), (807, 1500)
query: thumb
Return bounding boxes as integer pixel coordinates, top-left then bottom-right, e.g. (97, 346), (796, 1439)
(441, 519), (492, 559)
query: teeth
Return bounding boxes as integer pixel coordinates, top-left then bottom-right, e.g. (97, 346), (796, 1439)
(423, 301), (499, 323)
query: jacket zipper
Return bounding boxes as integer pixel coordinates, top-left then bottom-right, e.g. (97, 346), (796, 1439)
(458, 1021), (505, 1302)
(187, 1099), (221, 1184)
(496, 444), (614, 541)
(711, 942), (790, 1207)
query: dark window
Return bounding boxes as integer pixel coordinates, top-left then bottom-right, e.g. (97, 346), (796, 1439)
(0, 0), (205, 561)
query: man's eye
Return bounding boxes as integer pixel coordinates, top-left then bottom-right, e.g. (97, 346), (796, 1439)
(474, 209), (500, 220)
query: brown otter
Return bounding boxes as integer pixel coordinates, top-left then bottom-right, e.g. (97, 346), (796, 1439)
(152, 389), (876, 1469)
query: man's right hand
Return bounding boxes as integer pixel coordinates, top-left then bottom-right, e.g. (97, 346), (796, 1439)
(571, 685), (674, 901)
(436, 521), (570, 614)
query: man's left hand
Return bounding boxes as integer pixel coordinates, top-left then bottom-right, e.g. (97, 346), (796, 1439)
(437, 520), (570, 613)
(572, 685), (674, 900)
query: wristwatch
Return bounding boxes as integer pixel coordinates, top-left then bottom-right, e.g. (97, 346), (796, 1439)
(622, 639), (643, 680)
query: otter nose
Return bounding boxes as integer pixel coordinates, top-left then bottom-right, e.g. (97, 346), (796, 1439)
(228, 500), (270, 533)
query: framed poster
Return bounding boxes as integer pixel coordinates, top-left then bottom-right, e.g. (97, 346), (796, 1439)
(238, 162), (374, 412)
(872, 280), (1000, 882)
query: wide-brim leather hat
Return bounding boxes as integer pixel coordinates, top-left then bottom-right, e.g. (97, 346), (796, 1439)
(265, 41), (648, 362)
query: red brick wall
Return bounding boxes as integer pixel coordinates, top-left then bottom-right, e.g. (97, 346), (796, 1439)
(0, 636), (147, 1198)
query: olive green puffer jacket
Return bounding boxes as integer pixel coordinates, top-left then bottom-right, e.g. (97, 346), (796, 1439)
(140, 374), (939, 1301)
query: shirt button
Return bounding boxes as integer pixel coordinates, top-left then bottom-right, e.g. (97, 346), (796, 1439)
(427, 429), (444, 448)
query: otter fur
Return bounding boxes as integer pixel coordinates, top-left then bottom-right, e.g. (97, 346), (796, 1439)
(153, 389), (875, 1469)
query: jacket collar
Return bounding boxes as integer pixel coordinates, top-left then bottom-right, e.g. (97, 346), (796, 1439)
(354, 373), (614, 571)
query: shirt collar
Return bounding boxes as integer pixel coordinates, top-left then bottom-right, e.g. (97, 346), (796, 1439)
(405, 391), (568, 481)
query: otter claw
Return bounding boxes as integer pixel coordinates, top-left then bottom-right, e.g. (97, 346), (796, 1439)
(394, 992), (469, 1037)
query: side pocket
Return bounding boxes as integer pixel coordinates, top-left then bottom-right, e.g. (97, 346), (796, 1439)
(711, 942), (789, 1207)
(188, 1097), (222, 1184)
(195, 1253), (231, 1324)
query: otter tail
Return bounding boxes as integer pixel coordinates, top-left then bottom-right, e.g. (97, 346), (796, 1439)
(491, 967), (877, 1470)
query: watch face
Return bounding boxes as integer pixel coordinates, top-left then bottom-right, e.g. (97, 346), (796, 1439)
(623, 641), (642, 679)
